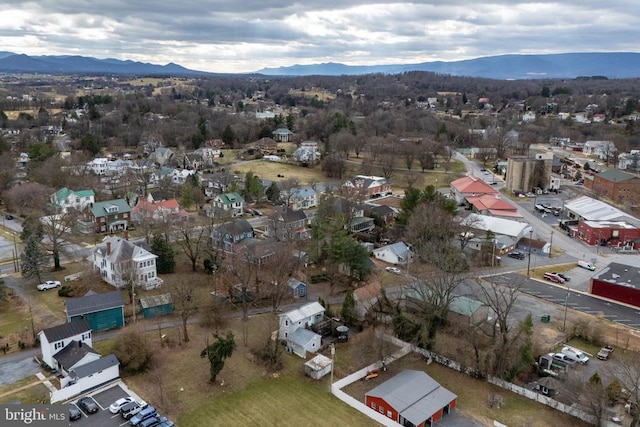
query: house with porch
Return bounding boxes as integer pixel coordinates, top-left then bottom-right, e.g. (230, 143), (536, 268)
(90, 236), (162, 290)
(81, 199), (131, 234)
(270, 206), (310, 240)
(49, 188), (95, 213)
(211, 192), (245, 217)
(372, 241), (412, 265)
(287, 186), (318, 210)
(272, 128), (294, 142)
(211, 219), (254, 253)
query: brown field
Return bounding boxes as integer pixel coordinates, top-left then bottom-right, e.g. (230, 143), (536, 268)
(288, 89), (335, 101)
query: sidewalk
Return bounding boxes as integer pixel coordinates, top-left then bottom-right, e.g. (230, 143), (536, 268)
(0, 372), (56, 399)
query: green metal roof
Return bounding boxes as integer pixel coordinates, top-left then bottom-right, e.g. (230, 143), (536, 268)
(449, 296), (483, 317)
(90, 199), (131, 218)
(219, 192), (244, 205)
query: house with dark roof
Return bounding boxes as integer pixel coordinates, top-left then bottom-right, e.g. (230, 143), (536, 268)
(55, 354), (120, 402)
(234, 238), (277, 266)
(270, 206), (310, 240)
(365, 370), (457, 426)
(80, 198), (131, 234)
(38, 319), (92, 370)
(590, 262), (640, 307)
(65, 291), (124, 332)
(211, 219), (254, 253)
(90, 236), (162, 290)
(53, 340), (100, 376)
(590, 168), (640, 206)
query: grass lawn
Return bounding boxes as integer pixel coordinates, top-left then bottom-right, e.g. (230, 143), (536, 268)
(0, 376), (50, 404)
(178, 373), (371, 427)
(231, 160), (332, 186)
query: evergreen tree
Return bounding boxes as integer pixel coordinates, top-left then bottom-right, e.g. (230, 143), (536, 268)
(221, 124), (236, 145)
(341, 290), (357, 326)
(200, 332), (236, 383)
(20, 216), (44, 242)
(20, 235), (50, 283)
(266, 182), (281, 203)
(151, 233), (175, 274)
(179, 182), (194, 210)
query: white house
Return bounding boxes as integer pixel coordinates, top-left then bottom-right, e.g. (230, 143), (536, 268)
(53, 354), (120, 403)
(49, 188), (95, 213)
(288, 186), (318, 210)
(90, 236), (162, 290)
(278, 302), (325, 358)
(583, 140), (617, 160)
(87, 158), (109, 175)
(372, 241), (412, 265)
(38, 319), (92, 370)
(212, 192), (245, 217)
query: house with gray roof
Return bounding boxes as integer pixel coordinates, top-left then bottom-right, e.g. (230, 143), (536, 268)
(55, 354), (121, 402)
(65, 291), (124, 332)
(272, 127), (294, 142)
(365, 370), (457, 426)
(372, 241), (413, 265)
(287, 186), (318, 210)
(278, 302), (325, 358)
(81, 198), (131, 234)
(38, 319), (92, 370)
(211, 219), (254, 253)
(270, 206), (310, 240)
(90, 236), (162, 290)
(53, 340), (100, 376)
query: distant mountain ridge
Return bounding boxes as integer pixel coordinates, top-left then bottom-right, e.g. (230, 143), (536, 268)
(0, 53), (209, 76)
(0, 52), (639, 79)
(257, 53), (640, 79)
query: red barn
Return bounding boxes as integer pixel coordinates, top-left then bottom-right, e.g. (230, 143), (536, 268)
(365, 370), (457, 426)
(590, 262), (640, 307)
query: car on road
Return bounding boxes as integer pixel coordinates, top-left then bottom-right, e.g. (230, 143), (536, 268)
(543, 272), (565, 283)
(77, 397), (99, 414)
(109, 396), (134, 414)
(507, 251), (525, 260)
(597, 345), (614, 361)
(69, 404), (81, 421)
(37, 280), (61, 291)
(490, 182), (498, 185)
(385, 266), (401, 274)
(552, 272), (570, 282)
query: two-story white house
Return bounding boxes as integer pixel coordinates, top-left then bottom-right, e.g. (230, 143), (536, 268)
(87, 157), (109, 175)
(90, 236), (162, 290)
(49, 188), (95, 213)
(278, 302), (325, 358)
(287, 186), (318, 210)
(212, 192), (245, 217)
(38, 319), (93, 370)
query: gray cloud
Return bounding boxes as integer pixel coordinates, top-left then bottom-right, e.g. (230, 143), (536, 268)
(1, 1), (638, 72)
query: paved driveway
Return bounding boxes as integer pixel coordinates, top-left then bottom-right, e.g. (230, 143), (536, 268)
(71, 383), (138, 427)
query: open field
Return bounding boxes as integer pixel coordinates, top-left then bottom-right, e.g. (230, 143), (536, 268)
(288, 89), (335, 101)
(231, 159), (339, 186)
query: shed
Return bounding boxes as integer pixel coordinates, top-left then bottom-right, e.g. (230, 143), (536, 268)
(304, 354), (333, 380)
(365, 370), (457, 426)
(139, 293), (173, 319)
(287, 328), (321, 358)
(287, 278), (307, 298)
(65, 291), (124, 332)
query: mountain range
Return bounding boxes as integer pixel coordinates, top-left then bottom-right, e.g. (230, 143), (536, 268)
(0, 52), (639, 80)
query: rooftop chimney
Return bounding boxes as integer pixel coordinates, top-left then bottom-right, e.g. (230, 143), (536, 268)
(106, 241), (111, 255)
(78, 341), (82, 348)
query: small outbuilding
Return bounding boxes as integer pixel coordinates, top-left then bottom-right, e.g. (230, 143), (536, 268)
(287, 278), (307, 298)
(304, 354), (333, 380)
(139, 293), (173, 319)
(65, 291), (124, 332)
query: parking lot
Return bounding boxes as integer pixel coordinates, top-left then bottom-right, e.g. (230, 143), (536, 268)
(70, 383), (139, 427)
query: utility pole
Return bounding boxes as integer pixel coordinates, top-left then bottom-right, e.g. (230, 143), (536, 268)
(563, 287), (570, 332)
(329, 344), (335, 393)
(527, 229), (533, 276)
(548, 231), (553, 259)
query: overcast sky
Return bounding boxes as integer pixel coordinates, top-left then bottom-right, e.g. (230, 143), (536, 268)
(2, 1), (638, 73)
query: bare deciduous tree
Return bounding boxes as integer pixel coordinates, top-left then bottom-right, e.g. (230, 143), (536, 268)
(170, 276), (199, 342)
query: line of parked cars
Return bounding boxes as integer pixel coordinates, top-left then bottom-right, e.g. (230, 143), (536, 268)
(71, 395), (174, 427)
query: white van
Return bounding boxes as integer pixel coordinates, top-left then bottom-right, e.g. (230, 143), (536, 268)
(577, 260), (596, 271)
(561, 346), (589, 364)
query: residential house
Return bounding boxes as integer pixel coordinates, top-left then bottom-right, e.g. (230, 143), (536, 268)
(278, 302), (325, 358)
(349, 216), (375, 233)
(139, 294), (173, 319)
(270, 206), (310, 240)
(272, 128), (294, 142)
(212, 192), (245, 217)
(365, 370), (457, 426)
(131, 195), (188, 223)
(65, 290), (125, 332)
(87, 158), (109, 175)
(343, 175), (392, 198)
(172, 168), (197, 185)
(211, 219), (254, 253)
(590, 262), (640, 307)
(353, 282), (383, 322)
(38, 319), (92, 370)
(583, 140), (616, 160)
(590, 169), (640, 206)
(149, 166), (175, 188)
(287, 186), (318, 210)
(49, 188), (95, 213)
(56, 354), (120, 399)
(287, 278), (307, 298)
(191, 147), (221, 166)
(51, 340), (100, 377)
(372, 242), (412, 265)
(234, 237), (276, 266)
(292, 141), (321, 164)
(81, 199), (131, 234)
(204, 173), (241, 198)
(91, 236), (162, 290)
(150, 146), (175, 166)
(618, 151), (640, 172)
(450, 175), (497, 204)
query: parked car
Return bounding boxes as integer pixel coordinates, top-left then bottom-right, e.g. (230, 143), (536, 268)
(552, 273), (570, 282)
(129, 406), (156, 426)
(551, 353), (572, 363)
(139, 416), (161, 427)
(385, 266), (401, 274)
(157, 416), (175, 427)
(120, 401), (148, 420)
(543, 272), (565, 283)
(109, 397), (135, 414)
(5, 214), (13, 220)
(37, 280), (61, 291)
(561, 346), (589, 364)
(77, 397), (99, 414)
(597, 345), (614, 361)
(69, 404), (82, 421)
(525, 192), (536, 197)
(577, 260), (596, 271)
(507, 251), (525, 260)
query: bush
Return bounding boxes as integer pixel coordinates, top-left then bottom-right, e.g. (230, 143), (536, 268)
(113, 330), (154, 374)
(58, 286), (73, 297)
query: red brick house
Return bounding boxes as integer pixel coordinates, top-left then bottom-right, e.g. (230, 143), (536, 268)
(342, 175), (392, 198)
(590, 262), (640, 307)
(576, 220), (640, 249)
(365, 370), (457, 426)
(80, 199), (131, 234)
(591, 169), (640, 206)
